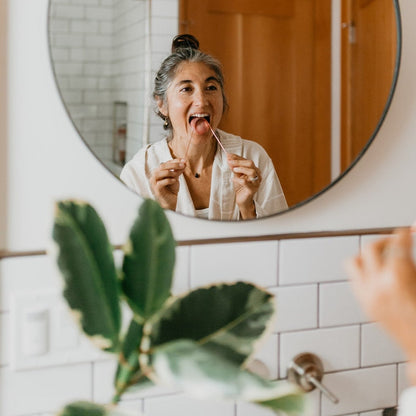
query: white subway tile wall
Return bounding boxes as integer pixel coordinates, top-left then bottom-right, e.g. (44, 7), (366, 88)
(319, 281), (367, 327)
(361, 323), (406, 367)
(0, 234), (406, 415)
(279, 326), (360, 377)
(237, 390), (321, 416)
(47, 0), (182, 175)
(48, 0), (177, 169)
(270, 285), (318, 332)
(279, 236), (359, 285)
(321, 366), (397, 415)
(144, 393), (234, 416)
(252, 334), (279, 380)
(190, 241), (279, 288)
(0, 363), (93, 415)
(236, 401), (276, 416)
(399, 362), (410, 394)
(0, 256), (62, 311)
(92, 359), (120, 404)
(0, 313), (9, 366)
(49, 1), (114, 166)
(172, 245), (190, 295)
(360, 411), (384, 416)
(117, 399), (144, 416)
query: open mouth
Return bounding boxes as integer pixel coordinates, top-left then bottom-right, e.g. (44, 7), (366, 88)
(189, 113), (210, 125)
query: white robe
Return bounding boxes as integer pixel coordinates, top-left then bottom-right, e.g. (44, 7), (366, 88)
(120, 130), (288, 220)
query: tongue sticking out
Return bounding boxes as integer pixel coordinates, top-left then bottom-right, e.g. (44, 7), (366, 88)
(190, 117), (210, 135)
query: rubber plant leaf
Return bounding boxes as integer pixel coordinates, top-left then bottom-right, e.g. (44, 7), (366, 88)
(113, 319), (154, 403)
(150, 339), (305, 414)
(52, 200), (121, 352)
(121, 199), (175, 319)
(145, 282), (275, 365)
(58, 401), (132, 416)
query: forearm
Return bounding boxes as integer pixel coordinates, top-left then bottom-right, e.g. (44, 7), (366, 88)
(239, 200), (256, 219)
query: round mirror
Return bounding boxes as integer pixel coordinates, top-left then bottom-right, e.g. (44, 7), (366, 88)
(47, 0), (401, 219)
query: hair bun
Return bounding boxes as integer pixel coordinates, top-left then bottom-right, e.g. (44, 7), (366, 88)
(171, 34), (200, 53)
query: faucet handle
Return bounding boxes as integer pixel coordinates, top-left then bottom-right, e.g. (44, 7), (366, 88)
(287, 352), (339, 404)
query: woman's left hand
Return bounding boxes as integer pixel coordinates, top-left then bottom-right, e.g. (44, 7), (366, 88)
(227, 153), (261, 219)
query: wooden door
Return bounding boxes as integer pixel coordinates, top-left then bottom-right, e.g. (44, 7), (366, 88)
(341, 0), (397, 170)
(180, 0), (331, 207)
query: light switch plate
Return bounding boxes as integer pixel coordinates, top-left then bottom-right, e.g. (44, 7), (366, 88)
(10, 290), (105, 371)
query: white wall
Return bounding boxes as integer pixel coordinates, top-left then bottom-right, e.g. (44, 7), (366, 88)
(49, 0), (149, 174)
(1, 234), (410, 416)
(48, 0), (180, 178)
(0, 0), (7, 250)
(49, 0), (115, 166)
(2, 0), (416, 252)
(1, 0), (416, 415)
(113, 0), (147, 164)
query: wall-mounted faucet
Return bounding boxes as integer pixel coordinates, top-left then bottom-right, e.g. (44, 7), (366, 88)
(287, 352), (339, 404)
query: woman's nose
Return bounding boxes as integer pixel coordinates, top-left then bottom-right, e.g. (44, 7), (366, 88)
(193, 89), (208, 106)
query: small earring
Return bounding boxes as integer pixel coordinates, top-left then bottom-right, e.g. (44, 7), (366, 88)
(163, 115), (171, 130)
(158, 111), (170, 129)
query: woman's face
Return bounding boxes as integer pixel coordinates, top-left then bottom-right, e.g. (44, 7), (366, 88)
(159, 61), (224, 141)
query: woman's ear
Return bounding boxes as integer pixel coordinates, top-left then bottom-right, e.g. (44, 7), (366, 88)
(156, 97), (167, 117)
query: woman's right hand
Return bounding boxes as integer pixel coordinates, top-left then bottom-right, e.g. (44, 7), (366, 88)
(150, 159), (185, 211)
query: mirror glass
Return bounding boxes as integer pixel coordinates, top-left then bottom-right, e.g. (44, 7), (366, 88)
(48, 0), (400, 219)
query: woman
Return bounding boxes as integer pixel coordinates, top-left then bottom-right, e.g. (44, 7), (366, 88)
(121, 34), (287, 220)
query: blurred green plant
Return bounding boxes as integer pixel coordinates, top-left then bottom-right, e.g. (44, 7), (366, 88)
(52, 199), (305, 416)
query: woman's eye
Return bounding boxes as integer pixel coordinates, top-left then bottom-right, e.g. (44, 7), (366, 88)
(180, 86), (192, 92)
(207, 85), (218, 91)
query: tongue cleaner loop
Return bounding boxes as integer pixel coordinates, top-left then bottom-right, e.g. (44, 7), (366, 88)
(183, 129), (193, 160)
(184, 119), (227, 160)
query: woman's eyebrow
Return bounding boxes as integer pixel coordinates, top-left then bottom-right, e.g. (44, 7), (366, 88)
(175, 79), (192, 86)
(206, 76), (220, 83)
(174, 76), (220, 87)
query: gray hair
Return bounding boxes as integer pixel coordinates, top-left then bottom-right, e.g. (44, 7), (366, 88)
(153, 35), (228, 130)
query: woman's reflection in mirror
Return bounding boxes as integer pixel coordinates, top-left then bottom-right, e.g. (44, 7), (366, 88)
(121, 34), (287, 220)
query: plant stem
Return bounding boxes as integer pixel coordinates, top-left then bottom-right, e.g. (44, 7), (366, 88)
(111, 371), (149, 404)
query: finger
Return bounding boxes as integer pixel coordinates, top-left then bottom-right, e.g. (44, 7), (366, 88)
(361, 237), (391, 271)
(365, 230), (412, 265)
(150, 175), (177, 190)
(229, 159), (256, 169)
(155, 178), (179, 188)
(345, 256), (365, 280)
(395, 227), (413, 246)
(227, 156), (257, 170)
(153, 166), (185, 180)
(232, 175), (260, 190)
(153, 171), (181, 182)
(227, 153), (244, 161)
(386, 228), (413, 260)
(232, 166), (258, 178)
(232, 175), (249, 187)
(159, 159), (186, 171)
(227, 153), (252, 165)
